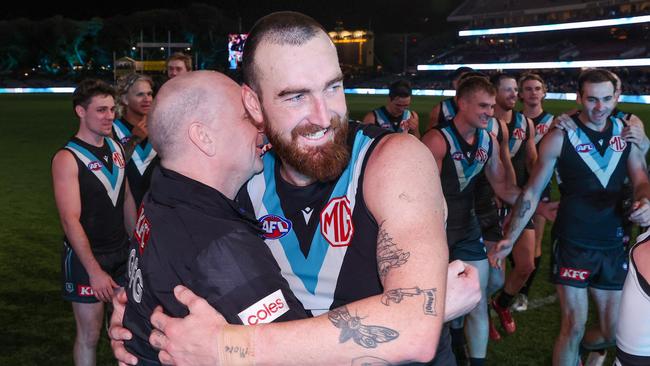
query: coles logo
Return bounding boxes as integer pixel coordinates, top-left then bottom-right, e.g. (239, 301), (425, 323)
(238, 289), (289, 325)
(87, 161), (103, 171)
(452, 151), (464, 161)
(576, 143), (594, 153)
(78, 285), (95, 297)
(512, 128), (526, 140)
(559, 267), (590, 281)
(320, 196), (354, 247)
(112, 152), (125, 168)
(609, 136), (627, 152)
(475, 148), (489, 164)
(260, 215), (292, 239)
(134, 206), (150, 254)
(536, 124), (549, 136)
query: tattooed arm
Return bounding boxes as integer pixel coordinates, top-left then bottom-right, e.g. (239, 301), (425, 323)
(488, 128), (563, 269)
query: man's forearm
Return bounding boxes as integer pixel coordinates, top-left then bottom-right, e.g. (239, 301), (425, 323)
(62, 219), (102, 275)
(503, 190), (539, 242)
(251, 293), (440, 365)
(122, 136), (142, 161)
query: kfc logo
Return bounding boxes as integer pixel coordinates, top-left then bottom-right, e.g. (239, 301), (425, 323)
(559, 267), (590, 281)
(112, 152), (125, 168)
(576, 143), (594, 153)
(134, 206), (150, 254)
(260, 215), (292, 239)
(452, 151), (465, 161)
(475, 148), (489, 164)
(321, 196), (354, 247)
(512, 128), (526, 140)
(609, 136), (627, 152)
(536, 124), (549, 136)
(87, 161), (103, 171)
(238, 290), (289, 325)
(78, 285), (95, 297)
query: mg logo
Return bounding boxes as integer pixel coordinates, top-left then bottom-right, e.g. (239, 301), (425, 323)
(536, 124), (549, 136)
(134, 206), (150, 254)
(320, 196), (354, 247)
(475, 148), (488, 164)
(112, 152), (125, 168)
(512, 128), (526, 140)
(609, 136), (627, 152)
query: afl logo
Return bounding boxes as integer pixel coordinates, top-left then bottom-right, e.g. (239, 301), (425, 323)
(260, 215), (292, 239)
(112, 152), (125, 168)
(87, 161), (103, 171)
(536, 124), (549, 136)
(512, 128), (526, 140)
(452, 151), (464, 161)
(609, 136), (627, 152)
(320, 196), (354, 247)
(576, 143), (594, 153)
(475, 148), (488, 164)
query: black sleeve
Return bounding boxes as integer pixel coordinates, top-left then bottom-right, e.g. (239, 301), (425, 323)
(187, 229), (308, 324)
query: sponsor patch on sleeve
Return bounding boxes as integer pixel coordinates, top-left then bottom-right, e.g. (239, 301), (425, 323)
(238, 289), (290, 325)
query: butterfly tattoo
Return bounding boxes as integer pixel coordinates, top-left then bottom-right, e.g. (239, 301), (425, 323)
(328, 306), (399, 348)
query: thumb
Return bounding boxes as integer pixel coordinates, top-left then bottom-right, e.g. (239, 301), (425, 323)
(448, 260), (466, 276)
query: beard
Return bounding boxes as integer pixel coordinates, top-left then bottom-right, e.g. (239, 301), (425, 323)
(265, 113), (351, 182)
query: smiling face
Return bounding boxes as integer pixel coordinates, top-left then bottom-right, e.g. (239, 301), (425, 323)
(495, 77), (518, 111)
(78, 94), (116, 137)
(250, 32), (350, 182)
(458, 90), (495, 129)
(578, 81), (616, 126)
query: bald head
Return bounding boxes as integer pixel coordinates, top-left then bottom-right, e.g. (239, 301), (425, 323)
(149, 71), (242, 160)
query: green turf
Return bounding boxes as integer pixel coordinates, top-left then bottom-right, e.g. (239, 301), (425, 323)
(1, 93), (648, 365)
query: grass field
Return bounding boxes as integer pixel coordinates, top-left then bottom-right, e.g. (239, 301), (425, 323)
(0, 93), (648, 365)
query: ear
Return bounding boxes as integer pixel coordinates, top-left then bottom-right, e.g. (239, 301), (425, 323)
(74, 105), (86, 119)
(576, 92), (583, 106)
(242, 84), (264, 126)
(188, 122), (216, 157)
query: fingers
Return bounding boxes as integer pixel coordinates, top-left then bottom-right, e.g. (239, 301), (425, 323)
(111, 340), (138, 365)
(630, 201), (650, 226)
(150, 305), (170, 333)
(149, 328), (169, 351)
(448, 260), (466, 276)
(173, 285), (211, 314)
(158, 350), (175, 365)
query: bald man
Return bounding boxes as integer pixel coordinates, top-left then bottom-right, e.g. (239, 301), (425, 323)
(119, 71), (307, 365)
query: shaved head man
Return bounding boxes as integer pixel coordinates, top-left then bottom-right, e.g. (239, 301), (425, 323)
(118, 71), (307, 365)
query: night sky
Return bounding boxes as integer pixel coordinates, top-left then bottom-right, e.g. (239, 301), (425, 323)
(2, 0), (460, 33)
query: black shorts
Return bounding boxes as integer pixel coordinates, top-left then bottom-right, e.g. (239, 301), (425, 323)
(474, 181), (503, 242)
(61, 241), (129, 303)
(550, 238), (628, 290)
(447, 225), (486, 262)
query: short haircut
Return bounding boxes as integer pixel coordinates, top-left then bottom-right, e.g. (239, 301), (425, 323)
(388, 80), (412, 99)
(72, 79), (115, 110)
(458, 71), (488, 83)
(167, 52), (192, 71)
(242, 11), (326, 93)
(451, 66), (474, 81)
(518, 72), (547, 92)
(490, 72), (516, 89)
(116, 73), (154, 117)
(577, 68), (617, 95)
(456, 76), (496, 101)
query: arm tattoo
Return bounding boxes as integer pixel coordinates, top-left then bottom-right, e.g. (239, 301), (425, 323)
(328, 306), (399, 348)
(381, 287), (437, 316)
(223, 345), (251, 359)
(376, 223), (410, 281)
(505, 195), (532, 239)
(351, 356), (393, 365)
